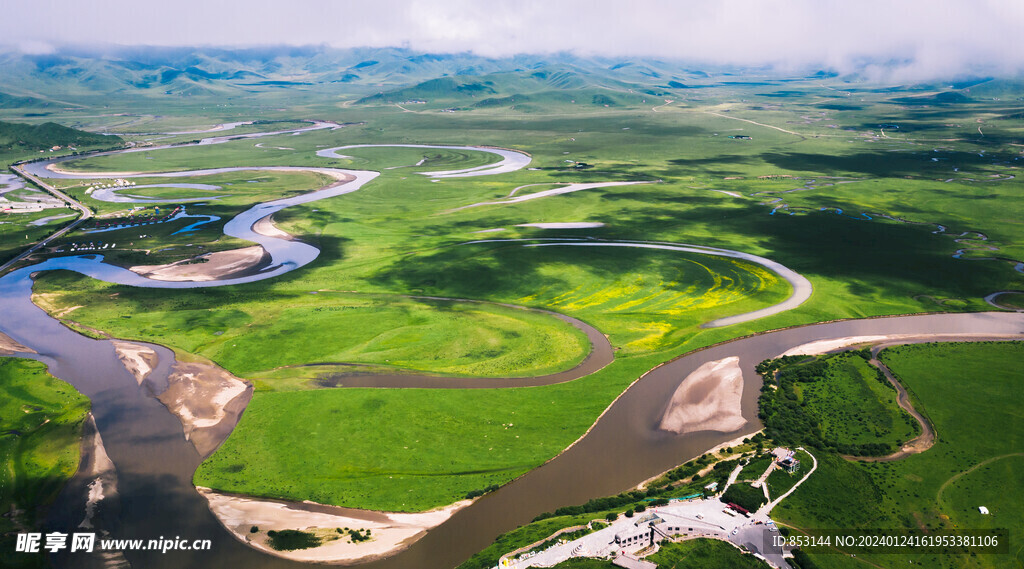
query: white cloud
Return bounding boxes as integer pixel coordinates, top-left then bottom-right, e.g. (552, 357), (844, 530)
(14, 41), (56, 55)
(1, 0), (1022, 79)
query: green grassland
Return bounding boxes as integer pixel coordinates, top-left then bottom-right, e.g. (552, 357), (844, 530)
(0, 120), (119, 152)
(33, 277), (588, 381)
(34, 233), (794, 383)
(764, 449), (812, 498)
(771, 342), (1024, 569)
(17, 78), (1024, 518)
(737, 453), (774, 481)
(807, 356), (918, 450)
(50, 169), (336, 215)
(50, 243), (789, 510)
(995, 292), (1024, 309)
(195, 385), (612, 510)
(0, 358), (90, 567)
(759, 351), (920, 456)
(55, 136), (504, 175)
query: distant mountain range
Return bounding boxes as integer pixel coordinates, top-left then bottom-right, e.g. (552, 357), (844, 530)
(0, 45), (802, 105)
(0, 45), (1014, 111)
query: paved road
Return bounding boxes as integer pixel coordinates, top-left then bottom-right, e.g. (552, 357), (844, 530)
(0, 164), (92, 274)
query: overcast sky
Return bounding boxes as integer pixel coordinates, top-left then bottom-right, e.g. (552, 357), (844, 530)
(4, 0), (1023, 79)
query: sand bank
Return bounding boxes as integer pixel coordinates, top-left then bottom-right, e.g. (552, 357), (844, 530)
(158, 360), (251, 457)
(778, 332), (1015, 358)
(778, 335), (895, 357)
(129, 245), (267, 282)
(659, 356), (745, 434)
(252, 213), (291, 239)
(199, 488), (471, 563)
(0, 331), (35, 355)
(77, 414), (117, 530)
(111, 340), (158, 385)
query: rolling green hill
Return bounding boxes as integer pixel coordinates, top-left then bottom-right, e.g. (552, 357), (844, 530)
(0, 120), (121, 151)
(0, 45), (830, 109)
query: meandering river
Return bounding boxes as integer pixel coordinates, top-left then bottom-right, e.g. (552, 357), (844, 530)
(3, 127), (1022, 569)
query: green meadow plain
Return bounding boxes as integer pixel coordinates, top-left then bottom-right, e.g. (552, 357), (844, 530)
(489, 341), (1021, 569)
(771, 341), (1024, 569)
(759, 351), (920, 456)
(14, 76), (1024, 519)
(0, 358), (90, 568)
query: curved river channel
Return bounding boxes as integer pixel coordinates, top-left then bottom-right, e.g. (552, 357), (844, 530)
(3, 126), (1024, 569)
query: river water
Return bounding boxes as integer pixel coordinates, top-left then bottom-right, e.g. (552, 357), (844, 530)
(3, 132), (1023, 569)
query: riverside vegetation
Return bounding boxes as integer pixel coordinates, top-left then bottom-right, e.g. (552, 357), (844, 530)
(4, 65), (1022, 554)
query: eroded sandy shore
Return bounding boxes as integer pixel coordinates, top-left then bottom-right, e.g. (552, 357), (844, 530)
(778, 332), (1020, 357)
(659, 356), (745, 434)
(158, 360), (251, 457)
(778, 335), (895, 357)
(129, 245), (268, 282)
(199, 489), (472, 564)
(77, 413), (117, 530)
(111, 340), (158, 385)
(0, 331), (35, 355)
(252, 213), (291, 239)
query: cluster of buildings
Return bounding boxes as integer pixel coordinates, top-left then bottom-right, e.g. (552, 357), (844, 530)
(500, 496), (789, 569)
(498, 447), (810, 569)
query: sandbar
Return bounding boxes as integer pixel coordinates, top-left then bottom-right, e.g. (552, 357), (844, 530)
(129, 245), (267, 282)
(252, 214), (291, 239)
(659, 356), (745, 434)
(777, 332), (1017, 358)
(158, 360), (251, 457)
(199, 488), (472, 563)
(111, 340), (158, 385)
(77, 414), (117, 530)
(0, 331), (35, 355)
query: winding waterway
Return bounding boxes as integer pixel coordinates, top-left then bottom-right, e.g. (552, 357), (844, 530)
(3, 127), (1023, 569)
